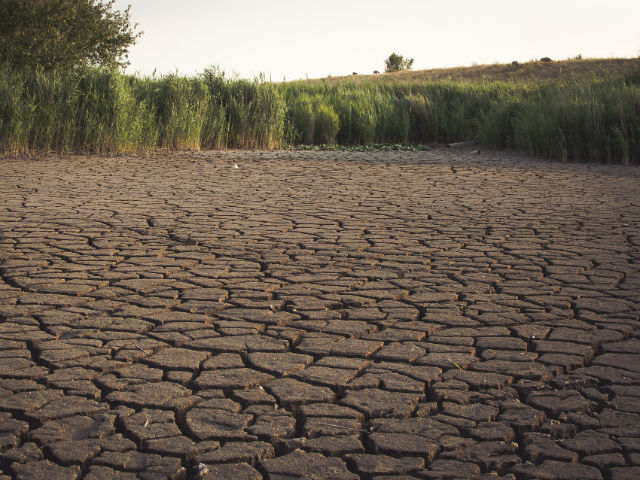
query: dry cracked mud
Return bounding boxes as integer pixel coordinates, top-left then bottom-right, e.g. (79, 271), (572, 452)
(0, 149), (639, 480)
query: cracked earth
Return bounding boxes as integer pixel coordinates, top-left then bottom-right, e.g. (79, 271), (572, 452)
(0, 149), (639, 480)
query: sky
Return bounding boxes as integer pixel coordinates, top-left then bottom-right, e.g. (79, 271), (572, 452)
(113, 0), (640, 80)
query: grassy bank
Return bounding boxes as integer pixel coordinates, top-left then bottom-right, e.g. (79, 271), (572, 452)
(1, 61), (639, 163)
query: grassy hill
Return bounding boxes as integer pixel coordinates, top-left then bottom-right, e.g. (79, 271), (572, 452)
(313, 57), (640, 85)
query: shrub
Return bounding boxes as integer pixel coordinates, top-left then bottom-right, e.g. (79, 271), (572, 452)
(384, 53), (414, 73)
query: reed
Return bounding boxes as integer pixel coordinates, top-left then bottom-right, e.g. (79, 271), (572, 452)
(1, 62), (638, 163)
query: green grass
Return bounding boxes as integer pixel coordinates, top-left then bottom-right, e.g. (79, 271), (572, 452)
(1, 60), (639, 163)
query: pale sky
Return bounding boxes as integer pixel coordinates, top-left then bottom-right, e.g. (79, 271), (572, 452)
(113, 0), (640, 80)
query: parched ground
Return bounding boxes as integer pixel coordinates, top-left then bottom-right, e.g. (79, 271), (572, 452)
(0, 149), (639, 480)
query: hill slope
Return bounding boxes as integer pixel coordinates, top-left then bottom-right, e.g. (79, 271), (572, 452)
(310, 58), (640, 84)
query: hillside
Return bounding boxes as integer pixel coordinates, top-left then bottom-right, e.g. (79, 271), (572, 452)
(310, 57), (640, 84)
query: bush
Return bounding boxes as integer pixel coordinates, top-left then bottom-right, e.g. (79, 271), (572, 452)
(384, 53), (414, 73)
(0, 0), (141, 70)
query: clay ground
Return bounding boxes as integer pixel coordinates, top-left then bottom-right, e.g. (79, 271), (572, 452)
(0, 149), (639, 480)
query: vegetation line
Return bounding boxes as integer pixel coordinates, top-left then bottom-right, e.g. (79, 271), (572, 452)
(1, 62), (639, 164)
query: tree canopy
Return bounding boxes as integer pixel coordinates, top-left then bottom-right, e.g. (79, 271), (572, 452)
(0, 0), (141, 70)
(384, 53), (414, 73)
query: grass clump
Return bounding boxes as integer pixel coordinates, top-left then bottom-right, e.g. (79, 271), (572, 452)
(476, 78), (640, 164)
(286, 92), (340, 145)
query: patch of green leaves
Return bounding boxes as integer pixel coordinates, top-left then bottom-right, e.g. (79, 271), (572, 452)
(286, 143), (431, 152)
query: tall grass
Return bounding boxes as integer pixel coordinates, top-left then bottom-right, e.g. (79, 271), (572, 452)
(0, 65), (285, 154)
(476, 78), (640, 164)
(1, 62), (639, 163)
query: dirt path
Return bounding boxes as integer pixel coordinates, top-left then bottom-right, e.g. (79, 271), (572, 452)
(1, 149), (639, 479)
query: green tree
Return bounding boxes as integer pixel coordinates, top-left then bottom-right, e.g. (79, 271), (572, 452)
(0, 0), (141, 70)
(384, 53), (414, 73)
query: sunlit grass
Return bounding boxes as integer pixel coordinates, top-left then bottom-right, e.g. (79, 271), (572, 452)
(1, 60), (639, 163)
